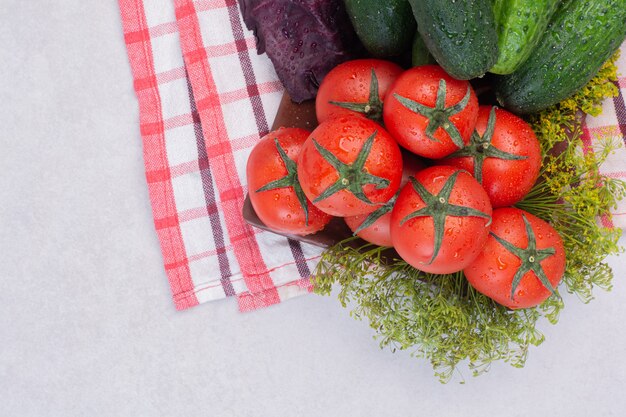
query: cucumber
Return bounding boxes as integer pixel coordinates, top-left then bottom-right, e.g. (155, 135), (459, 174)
(343, 0), (416, 58)
(411, 32), (435, 67)
(496, 0), (626, 114)
(407, 0), (498, 80)
(490, 0), (559, 75)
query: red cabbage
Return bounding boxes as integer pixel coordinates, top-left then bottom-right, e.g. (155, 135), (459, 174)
(238, 0), (363, 103)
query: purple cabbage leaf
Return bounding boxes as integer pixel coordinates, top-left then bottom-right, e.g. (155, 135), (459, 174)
(238, 0), (363, 103)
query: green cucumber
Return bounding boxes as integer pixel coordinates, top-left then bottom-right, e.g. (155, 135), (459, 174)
(407, 0), (498, 80)
(411, 32), (435, 67)
(490, 0), (559, 75)
(496, 0), (626, 114)
(343, 0), (416, 58)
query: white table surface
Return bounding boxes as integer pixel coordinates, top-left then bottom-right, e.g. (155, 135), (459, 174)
(1, 2), (625, 416)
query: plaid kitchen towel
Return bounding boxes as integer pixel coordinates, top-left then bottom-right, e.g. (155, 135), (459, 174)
(119, 0), (626, 311)
(583, 48), (626, 230)
(119, 0), (323, 311)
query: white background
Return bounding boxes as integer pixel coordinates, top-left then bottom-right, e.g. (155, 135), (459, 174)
(1, 2), (625, 416)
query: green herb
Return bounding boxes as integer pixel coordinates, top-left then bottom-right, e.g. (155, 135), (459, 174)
(520, 50), (625, 302)
(313, 52), (624, 383)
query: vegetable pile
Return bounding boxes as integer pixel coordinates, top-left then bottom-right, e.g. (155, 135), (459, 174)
(244, 0), (626, 382)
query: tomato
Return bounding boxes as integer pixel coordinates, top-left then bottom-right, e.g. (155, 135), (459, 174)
(444, 106), (542, 207)
(390, 166), (492, 274)
(463, 208), (566, 309)
(247, 127), (333, 235)
(344, 152), (426, 247)
(297, 115), (403, 217)
(316, 59), (404, 125)
(345, 209), (393, 247)
(383, 65), (479, 159)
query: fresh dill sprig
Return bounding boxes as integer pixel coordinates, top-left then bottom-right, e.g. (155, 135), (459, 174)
(315, 244), (551, 383)
(313, 52), (624, 383)
(521, 50), (625, 302)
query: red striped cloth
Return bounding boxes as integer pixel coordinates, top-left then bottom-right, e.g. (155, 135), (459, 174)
(584, 49), (626, 229)
(120, 0), (322, 311)
(119, 0), (626, 311)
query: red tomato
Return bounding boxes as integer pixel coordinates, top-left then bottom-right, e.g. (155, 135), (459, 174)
(345, 210), (393, 247)
(247, 127), (332, 235)
(383, 65), (479, 159)
(297, 116), (403, 217)
(316, 59), (404, 124)
(444, 106), (542, 207)
(464, 208), (566, 309)
(390, 166), (492, 274)
(344, 151), (426, 247)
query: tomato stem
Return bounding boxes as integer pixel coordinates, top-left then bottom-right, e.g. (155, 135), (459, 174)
(311, 131), (391, 205)
(400, 172), (492, 264)
(352, 191), (398, 235)
(256, 138), (311, 226)
(490, 214), (558, 300)
(328, 69), (384, 124)
(393, 79), (471, 149)
(446, 106), (527, 183)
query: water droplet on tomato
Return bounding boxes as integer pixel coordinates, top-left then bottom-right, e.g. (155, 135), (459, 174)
(496, 256), (508, 270)
(339, 137), (351, 152)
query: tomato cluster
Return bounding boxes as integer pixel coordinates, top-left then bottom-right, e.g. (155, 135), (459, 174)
(247, 59), (565, 310)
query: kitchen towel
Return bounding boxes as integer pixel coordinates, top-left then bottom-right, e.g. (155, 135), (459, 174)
(583, 50), (626, 230)
(120, 0), (323, 311)
(119, 0), (626, 311)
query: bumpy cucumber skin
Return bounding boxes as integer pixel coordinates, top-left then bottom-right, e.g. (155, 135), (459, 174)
(490, 0), (559, 75)
(343, 0), (416, 57)
(496, 0), (626, 114)
(412, 32), (436, 67)
(407, 0), (498, 80)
